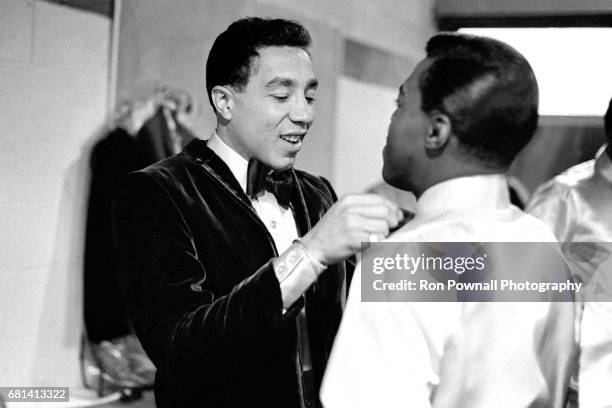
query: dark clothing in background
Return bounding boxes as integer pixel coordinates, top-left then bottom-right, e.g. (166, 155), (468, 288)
(84, 108), (193, 342)
(111, 139), (349, 408)
(84, 128), (136, 342)
(135, 108), (175, 170)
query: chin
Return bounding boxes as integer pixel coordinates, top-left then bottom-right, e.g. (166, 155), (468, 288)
(382, 166), (396, 186)
(383, 169), (410, 191)
(266, 156), (296, 172)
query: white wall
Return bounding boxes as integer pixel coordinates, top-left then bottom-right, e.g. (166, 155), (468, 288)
(329, 0), (434, 194)
(334, 77), (399, 196)
(257, 0), (435, 60)
(0, 0), (110, 394)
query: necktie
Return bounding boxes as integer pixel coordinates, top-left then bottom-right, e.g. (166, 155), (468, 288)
(246, 160), (293, 207)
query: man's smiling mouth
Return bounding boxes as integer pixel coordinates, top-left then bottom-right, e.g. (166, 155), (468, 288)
(280, 133), (305, 145)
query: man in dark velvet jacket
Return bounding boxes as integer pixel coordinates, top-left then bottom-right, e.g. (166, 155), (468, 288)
(111, 17), (402, 408)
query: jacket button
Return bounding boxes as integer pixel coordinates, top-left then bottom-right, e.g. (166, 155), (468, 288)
(190, 283), (202, 292)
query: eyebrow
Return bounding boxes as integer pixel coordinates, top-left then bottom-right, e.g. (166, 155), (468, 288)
(265, 77), (319, 90)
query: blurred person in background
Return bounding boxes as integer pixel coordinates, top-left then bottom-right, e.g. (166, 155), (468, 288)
(528, 97), (612, 408)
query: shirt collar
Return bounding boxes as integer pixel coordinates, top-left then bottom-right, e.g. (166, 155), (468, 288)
(207, 131), (249, 193)
(594, 144), (612, 184)
(416, 174), (510, 219)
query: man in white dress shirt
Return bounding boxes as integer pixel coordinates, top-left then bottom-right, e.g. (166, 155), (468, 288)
(321, 32), (577, 408)
(527, 97), (612, 408)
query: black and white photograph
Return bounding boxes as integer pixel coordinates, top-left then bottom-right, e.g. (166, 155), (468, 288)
(1, 0), (611, 407)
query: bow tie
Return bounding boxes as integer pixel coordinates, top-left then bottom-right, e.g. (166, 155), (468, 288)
(246, 160), (294, 207)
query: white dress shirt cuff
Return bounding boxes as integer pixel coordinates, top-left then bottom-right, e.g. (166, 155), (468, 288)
(273, 240), (327, 310)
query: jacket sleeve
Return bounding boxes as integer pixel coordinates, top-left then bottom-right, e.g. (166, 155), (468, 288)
(111, 171), (302, 369)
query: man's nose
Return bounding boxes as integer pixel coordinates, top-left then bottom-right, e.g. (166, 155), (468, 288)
(289, 96), (314, 125)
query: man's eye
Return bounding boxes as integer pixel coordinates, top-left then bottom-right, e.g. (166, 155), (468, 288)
(306, 96), (317, 104)
(272, 95), (289, 101)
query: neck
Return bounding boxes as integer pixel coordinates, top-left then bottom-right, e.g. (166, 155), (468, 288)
(415, 161), (505, 198)
(215, 125), (250, 161)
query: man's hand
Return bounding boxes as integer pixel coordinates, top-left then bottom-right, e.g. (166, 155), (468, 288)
(300, 194), (403, 265)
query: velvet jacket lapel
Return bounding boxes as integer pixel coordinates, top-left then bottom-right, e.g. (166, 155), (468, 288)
(184, 139), (315, 245)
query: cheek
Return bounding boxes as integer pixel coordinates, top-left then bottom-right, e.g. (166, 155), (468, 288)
(387, 117), (405, 145)
(244, 111), (278, 137)
(255, 108), (285, 131)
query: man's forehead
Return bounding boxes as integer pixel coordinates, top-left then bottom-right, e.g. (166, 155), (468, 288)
(400, 58), (432, 94)
(255, 46), (312, 69)
(257, 44), (310, 55)
(411, 58), (433, 81)
(250, 46), (316, 87)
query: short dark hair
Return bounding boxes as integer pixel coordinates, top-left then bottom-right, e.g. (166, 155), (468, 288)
(205, 17), (312, 110)
(419, 32), (539, 168)
(605, 97), (612, 143)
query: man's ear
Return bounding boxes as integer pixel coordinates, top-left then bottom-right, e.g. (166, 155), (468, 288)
(211, 86), (233, 120)
(425, 111), (452, 150)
